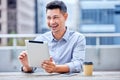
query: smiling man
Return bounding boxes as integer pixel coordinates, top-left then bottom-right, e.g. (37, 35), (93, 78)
(18, 0), (86, 73)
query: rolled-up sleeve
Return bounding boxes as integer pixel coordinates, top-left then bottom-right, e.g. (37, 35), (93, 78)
(66, 35), (86, 73)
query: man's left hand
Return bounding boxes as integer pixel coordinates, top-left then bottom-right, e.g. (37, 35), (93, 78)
(41, 58), (56, 73)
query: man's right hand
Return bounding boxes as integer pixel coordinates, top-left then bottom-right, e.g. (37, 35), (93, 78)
(18, 51), (32, 72)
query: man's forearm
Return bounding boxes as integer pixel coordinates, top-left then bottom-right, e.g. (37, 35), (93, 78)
(54, 65), (69, 73)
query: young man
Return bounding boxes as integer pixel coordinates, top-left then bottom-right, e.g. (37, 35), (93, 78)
(18, 0), (86, 73)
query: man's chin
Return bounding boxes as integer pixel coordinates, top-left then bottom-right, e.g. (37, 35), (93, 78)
(51, 29), (58, 33)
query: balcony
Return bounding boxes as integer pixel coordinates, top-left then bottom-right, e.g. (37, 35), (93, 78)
(0, 33), (120, 72)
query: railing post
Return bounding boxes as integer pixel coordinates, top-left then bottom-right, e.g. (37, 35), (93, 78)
(13, 38), (17, 47)
(12, 37), (18, 69)
(96, 37), (100, 46)
(96, 37), (101, 65)
(12, 37), (17, 59)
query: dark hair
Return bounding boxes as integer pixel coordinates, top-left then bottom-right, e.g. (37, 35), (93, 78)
(46, 0), (67, 13)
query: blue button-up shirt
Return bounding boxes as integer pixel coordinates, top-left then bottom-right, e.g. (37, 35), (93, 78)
(34, 28), (86, 73)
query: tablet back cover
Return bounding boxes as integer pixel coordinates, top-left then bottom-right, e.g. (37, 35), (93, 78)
(25, 40), (50, 67)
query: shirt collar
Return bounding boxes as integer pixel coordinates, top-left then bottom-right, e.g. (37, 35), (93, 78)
(50, 27), (70, 42)
(62, 27), (69, 42)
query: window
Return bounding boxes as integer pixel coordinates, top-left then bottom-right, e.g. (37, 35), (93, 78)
(0, 38), (1, 44)
(0, 24), (1, 31)
(0, 10), (1, 18)
(7, 0), (16, 9)
(81, 9), (114, 24)
(0, 0), (1, 5)
(0, 24), (1, 44)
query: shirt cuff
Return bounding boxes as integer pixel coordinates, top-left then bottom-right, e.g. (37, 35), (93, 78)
(66, 61), (83, 73)
(21, 66), (37, 73)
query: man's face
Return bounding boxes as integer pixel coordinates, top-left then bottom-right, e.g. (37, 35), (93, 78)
(46, 9), (67, 33)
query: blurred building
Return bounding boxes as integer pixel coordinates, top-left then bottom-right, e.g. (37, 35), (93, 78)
(80, 0), (120, 45)
(0, 0), (8, 45)
(17, 0), (35, 34)
(0, 0), (35, 45)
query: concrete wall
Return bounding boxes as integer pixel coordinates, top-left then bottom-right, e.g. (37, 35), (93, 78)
(0, 47), (120, 72)
(85, 48), (120, 71)
(0, 49), (17, 72)
(0, 49), (23, 72)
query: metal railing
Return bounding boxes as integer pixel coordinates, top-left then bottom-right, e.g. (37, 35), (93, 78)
(84, 33), (120, 48)
(0, 33), (120, 49)
(0, 34), (37, 49)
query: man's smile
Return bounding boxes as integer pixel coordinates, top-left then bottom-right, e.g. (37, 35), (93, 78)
(51, 24), (59, 30)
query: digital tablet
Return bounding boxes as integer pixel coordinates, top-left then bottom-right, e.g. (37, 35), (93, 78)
(25, 40), (50, 67)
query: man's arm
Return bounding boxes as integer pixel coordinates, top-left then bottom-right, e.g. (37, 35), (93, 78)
(64, 34), (86, 73)
(42, 59), (69, 73)
(18, 51), (36, 73)
(54, 65), (69, 73)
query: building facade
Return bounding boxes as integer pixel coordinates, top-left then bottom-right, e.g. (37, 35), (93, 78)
(17, 0), (35, 34)
(0, 0), (8, 45)
(80, 0), (120, 45)
(0, 0), (35, 45)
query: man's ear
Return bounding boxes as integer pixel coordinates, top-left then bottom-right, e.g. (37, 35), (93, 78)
(64, 13), (68, 20)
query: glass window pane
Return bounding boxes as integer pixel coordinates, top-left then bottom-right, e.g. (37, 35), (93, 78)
(81, 9), (114, 24)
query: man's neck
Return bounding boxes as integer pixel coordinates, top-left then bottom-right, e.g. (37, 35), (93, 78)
(52, 27), (66, 40)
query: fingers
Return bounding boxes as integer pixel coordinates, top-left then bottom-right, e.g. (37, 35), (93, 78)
(43, 60), (50, 64)
(42, 63), (55, 73)
(41, 58), (55, 69)
(18, 51), (27, 59)
(50, 57), (55, 64)
(41, 61), (50, 69)
(41, 60), (56, 73)
(50, 56), (53, 62)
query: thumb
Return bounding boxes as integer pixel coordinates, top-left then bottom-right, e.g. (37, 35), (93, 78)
(50, 57), (55, 64)
(50, 56), (53, 62)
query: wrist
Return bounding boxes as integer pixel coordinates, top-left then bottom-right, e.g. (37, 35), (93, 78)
(22, 66), (32, 73)
(53, 65), (57, 73)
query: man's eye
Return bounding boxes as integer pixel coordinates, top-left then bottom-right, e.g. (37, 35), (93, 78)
(54, 17), (59, 19)
(47, 17), (50, 19)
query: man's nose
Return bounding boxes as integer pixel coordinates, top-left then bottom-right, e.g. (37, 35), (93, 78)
(50, 18), (55, 24)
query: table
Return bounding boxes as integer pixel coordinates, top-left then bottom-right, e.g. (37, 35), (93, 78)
(0, 71), (120, 80)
